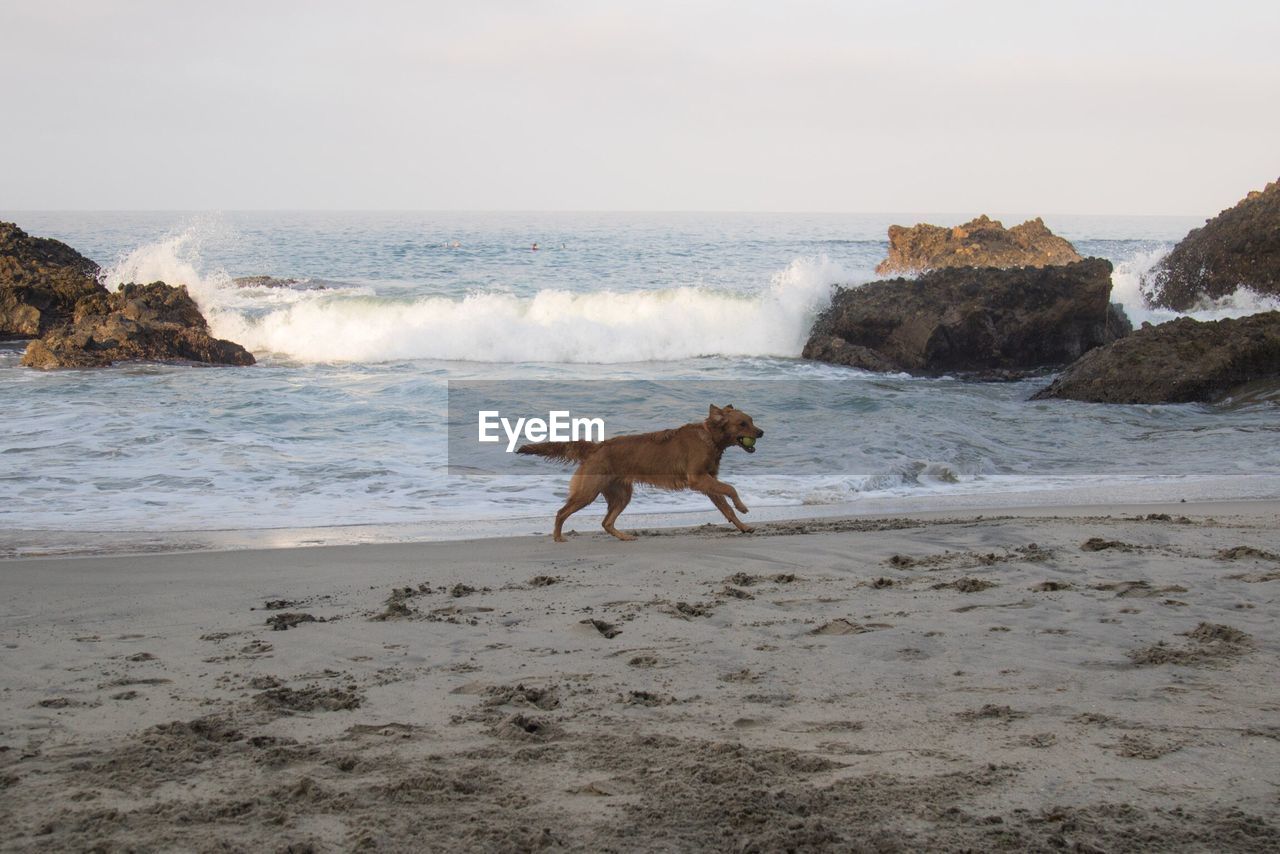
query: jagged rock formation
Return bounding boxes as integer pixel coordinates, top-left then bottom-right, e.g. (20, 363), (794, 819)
(20, 281), (255, 369)
(0, 221), (105, 338)
(803, 259), (1128, 376)
(1032, 312), (1280, 404)
(2, 221), (255, 369)
(1141, 179), (1280, 310)
(875, 215), (1082, 275)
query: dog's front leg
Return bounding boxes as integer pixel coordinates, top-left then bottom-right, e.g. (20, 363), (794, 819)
(706, 492), (755, 534)
(693, 474), (749, 514)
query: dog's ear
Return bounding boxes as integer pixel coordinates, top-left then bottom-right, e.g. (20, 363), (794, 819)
(724, 404), (735, 411)
(707, 404), (725, 423)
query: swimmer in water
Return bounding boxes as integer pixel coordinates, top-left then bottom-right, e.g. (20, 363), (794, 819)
(532, 242), (539, 251)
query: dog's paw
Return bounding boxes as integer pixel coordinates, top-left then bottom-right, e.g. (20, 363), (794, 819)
(738, 524), (756, 534)
(734, 501), (750, 513)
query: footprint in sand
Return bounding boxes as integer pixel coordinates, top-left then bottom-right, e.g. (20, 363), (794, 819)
(623, 690), (677, 707)
(671, 601), (715, 619)
(254, 685), (363, 713)
(249, 675), (283, 690)
(1091, 580), (1188, 599)
(1082, 538), (1139, 552)
(721, 668), (761, 683)
(1110, 733), (1184, 759)
(581, 618), (622, 639)
(957, 704), (1027, 722)
(528, 575), (561, 587)
(1216, 546), (1279, 562)
(932, 577), (997, 593)
(266, 612), (319, 631)
(491, 713), (561, 742)
(725, 572), (798, 586)
(809, 619), (891, 636)
(1127, 622), (1253, 667)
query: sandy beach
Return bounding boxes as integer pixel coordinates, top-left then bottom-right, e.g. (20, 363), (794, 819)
(2, 501), (1279, 852)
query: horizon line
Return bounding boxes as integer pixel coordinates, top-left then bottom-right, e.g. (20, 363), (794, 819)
(0, 208), (1208, 219)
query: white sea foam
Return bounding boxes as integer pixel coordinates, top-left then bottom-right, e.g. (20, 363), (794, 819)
(104, 228), (847, 364)
(228, 256), (845, 364)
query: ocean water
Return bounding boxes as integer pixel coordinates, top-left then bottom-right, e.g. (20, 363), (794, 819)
(2, 211), (1278, 556)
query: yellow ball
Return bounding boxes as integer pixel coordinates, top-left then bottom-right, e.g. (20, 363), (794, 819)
(740, 436), (756, 448)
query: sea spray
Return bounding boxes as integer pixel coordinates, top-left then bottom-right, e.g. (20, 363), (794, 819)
(100, 221), (235, 303)
(98, 222), (372, 339)
(1110, 248), (1280, 326)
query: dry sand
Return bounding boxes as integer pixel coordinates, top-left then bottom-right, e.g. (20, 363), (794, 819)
(2, 502), (1279, 852)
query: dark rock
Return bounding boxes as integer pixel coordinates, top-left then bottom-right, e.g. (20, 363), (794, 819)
(1033, 312), (1280, 404)
(803, 259), (1128, 375)
(799, 337), (902, 373)
(233, 275), (330, 291)
(0, 221), (105, 339)
(876, 215), (1082, 275)
(233, 275), (300, 289)
(21, 281), (255, 369)
(1142, 179), (1280, 310)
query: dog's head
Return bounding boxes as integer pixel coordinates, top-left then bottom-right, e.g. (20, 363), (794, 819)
(706, 404), (764, 453)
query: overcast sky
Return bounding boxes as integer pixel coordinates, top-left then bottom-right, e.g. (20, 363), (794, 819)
(2, 1), (1277, 214)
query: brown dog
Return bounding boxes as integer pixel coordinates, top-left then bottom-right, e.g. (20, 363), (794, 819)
(517, 404), (764, 542)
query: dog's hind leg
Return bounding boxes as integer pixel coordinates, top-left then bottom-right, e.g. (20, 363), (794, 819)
(601, 482), (635, 541)
(554, 473), (602, 543)
(705, 493), (755, 534)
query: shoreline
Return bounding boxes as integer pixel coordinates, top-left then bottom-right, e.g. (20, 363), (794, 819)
(3, 500), (1278, 849)
(5, 474), (1279, 560)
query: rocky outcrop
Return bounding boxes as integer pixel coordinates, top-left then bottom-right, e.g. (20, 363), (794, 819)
(875, 215), (1082, 275)
(1032, 312), (1280, 404)
(21, 281), (255, 369)
(233, 275), (330, 291)
(2, 221), (255, 369)
(0, 221), (106, 339)
(1141, 179), (1280, 310)
(802, 259), (1129, 376)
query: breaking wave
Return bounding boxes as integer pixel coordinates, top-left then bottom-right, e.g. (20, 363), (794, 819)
(1110, 248), (1280, 326)
(101, 227), (845, 364)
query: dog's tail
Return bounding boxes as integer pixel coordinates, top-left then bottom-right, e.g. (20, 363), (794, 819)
(516, 441), (598, 463)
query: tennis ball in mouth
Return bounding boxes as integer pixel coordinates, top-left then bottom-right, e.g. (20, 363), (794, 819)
(740, 436), (756, 448)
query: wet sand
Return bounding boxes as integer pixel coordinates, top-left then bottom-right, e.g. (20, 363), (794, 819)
(2, 502), (1279, 851)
